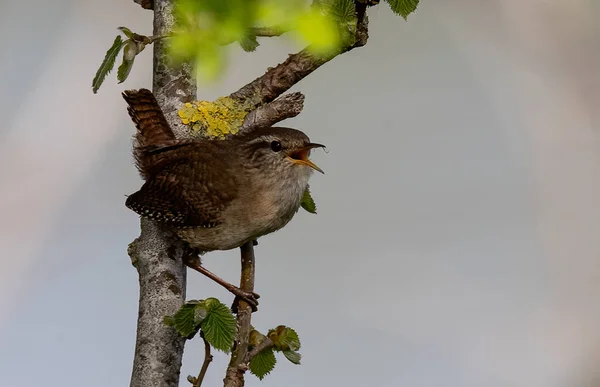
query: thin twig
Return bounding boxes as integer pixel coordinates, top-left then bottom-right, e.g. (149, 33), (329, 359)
(251, 25), (291, 37)
(223, 242), (256, 387)
(192, 333), (213, 387)
(243, 338), (274, 364)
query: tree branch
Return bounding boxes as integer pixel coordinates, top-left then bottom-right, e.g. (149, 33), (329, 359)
(243, 338), (274, 364)
(129, 0), (197, 386)
(229, 1), (370, 110)
(223, 242), (256, 387)
(239, 92), (305, 133)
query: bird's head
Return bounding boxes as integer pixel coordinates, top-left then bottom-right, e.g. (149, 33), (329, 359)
(239, 127), (325, 178)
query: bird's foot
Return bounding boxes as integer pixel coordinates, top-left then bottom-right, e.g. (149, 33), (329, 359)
(230, 288), (260, 313)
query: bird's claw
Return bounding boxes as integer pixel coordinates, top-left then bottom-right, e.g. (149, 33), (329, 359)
(230, 288), (260, 313)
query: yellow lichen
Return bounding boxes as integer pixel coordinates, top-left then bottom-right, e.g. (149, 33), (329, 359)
(177, 96), (248, 139)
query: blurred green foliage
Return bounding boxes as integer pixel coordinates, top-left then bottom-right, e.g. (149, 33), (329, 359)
(169, 0), (354, 81)
(92, 0), (419, 92)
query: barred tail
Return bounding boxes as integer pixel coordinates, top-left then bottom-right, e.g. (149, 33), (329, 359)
(122, 88), (176, 177)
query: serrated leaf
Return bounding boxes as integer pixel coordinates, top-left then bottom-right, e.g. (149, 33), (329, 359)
(279, 327), (301, 351)
(268, 326), (301, 351)
(200, 298), (236, 352)
(172, 300), (202, 337)
(92, 35), (124, 93)
(282, 350), (302, 365)
(249, 348), (276, 380)
(300, 186), (317, 214)
(239, 34), (259, 52)
(385, 0), (419, 20)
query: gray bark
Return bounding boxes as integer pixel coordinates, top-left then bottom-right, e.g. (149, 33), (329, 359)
(128, 0), (197, 386)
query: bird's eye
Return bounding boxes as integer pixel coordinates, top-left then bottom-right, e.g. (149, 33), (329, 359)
(270, 140), (282, 152)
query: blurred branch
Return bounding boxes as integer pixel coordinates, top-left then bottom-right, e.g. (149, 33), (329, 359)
(251, 25), (291, 37)
(223, 4), (372, 383)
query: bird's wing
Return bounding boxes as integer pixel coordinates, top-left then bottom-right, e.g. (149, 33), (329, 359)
(125, 156), (238, 228)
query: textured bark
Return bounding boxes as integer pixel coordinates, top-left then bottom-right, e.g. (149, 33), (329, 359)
(128, 0), (196, 386)
(239, 92), (305, 134)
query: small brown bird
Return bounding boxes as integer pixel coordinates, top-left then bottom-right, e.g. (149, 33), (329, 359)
(123, 89), (324, 307)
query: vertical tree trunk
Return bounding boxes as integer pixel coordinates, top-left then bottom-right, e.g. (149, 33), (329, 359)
(129, 1), (197, 386)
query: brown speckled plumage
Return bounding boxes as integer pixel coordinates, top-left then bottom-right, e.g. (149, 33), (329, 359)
(123, 89), (323, 252)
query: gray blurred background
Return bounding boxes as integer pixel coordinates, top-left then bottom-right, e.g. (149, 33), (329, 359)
(1, 1), (600, 386)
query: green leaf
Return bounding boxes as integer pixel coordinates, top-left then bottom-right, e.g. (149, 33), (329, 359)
(249, 348), (276, 380)
(118, 26), (134, 39)
(239, 34), (259, 52)
(385, 0), (419, 20)
(170, 300), (205, 337)
(117, 40), (137, 83)
(92, 35), (124, 93)
(279, 327), (301, 351)
(117, 57), (135, 84)
(200, 298), (236, 352)
(268, 326), (301, 351)
(300, 186), (317, 214)
(282, 350), (302, 365)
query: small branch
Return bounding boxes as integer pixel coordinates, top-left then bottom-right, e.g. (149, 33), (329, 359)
(243, 338), (274, 365)
(191, 333), (213, 387)
(223, 242), (256, 387)
(239, 92), (305, 133)
(229, 1), (370, 111)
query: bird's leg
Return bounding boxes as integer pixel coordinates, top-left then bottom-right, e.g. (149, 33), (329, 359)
(183, 248), (260, 311)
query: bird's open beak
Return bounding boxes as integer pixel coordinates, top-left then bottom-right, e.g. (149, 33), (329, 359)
(287, 143), (325, 174)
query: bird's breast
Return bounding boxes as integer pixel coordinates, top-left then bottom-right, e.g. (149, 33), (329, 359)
(177, 169), (311, 252)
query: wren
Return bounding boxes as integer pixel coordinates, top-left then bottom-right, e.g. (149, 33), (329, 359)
(123, 89), (324, 308)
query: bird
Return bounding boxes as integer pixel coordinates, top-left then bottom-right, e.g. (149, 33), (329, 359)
(122, 89), (324, 308)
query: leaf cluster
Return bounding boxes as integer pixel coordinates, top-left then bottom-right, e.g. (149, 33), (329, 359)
(248, 326), (302, 380)
(164, 298), (237, 352)
(91, 27), (153, 94)
(166, 300), (304, 380)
